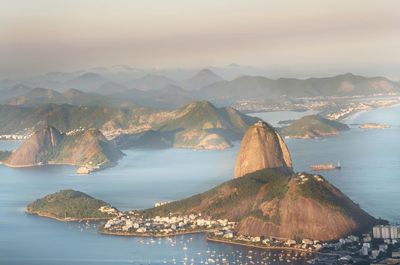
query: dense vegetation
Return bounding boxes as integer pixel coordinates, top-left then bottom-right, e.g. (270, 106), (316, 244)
(0, 151), (11, 161)
(142, 168), (376, 240)
(142, 168), (290, 222)
(115, 101), (258, 149)
(27, 190), (111, 220)
(0, 104), (155, 135)
(281, 115), (349, 138)
(297, 173), (362, 216)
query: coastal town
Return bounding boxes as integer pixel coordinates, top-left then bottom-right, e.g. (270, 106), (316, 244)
(233, 95), (400, 118)
(0, 134), (30, 140)
(100, 211), (236, 237)
(99, 207), (400, 265)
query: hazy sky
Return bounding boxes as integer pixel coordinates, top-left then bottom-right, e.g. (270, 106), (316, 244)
(1, 0), (400, 78)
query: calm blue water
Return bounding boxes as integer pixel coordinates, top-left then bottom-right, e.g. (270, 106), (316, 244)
(249, 110), (318, 127)
(0, 106), (399, 264)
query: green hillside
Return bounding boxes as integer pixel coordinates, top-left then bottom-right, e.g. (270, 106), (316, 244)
(27, 190), (114, 220)
(142, 169), (376, 240)
(0, 101), (258, 150)
(280, 115), (349, 138)
(0, 151), (11, 161)
(143, 169), (290, 222)
(117, 101), (259, 150)
(0, 104), (155, 135)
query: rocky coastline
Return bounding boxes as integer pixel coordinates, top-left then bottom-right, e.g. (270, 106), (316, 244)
(26, 209), (111, 222)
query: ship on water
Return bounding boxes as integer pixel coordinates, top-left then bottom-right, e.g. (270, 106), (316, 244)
(310, 162), (341, 171)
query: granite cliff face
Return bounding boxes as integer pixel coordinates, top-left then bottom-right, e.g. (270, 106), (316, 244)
(5, 126), (123, 169)
(234, 121), (292, 178)
(5, 127), (62, 167)
(144, 122), (376, 241)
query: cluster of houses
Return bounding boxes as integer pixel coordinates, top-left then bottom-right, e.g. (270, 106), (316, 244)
(98, 203), (400, 265)
(208, 223), (400, 265)
(101, 212), (236, 236)
(327, 102), (370, 120)
(296, 173), (325, 184)
(154, 201), (171, 207)
(99, 205), (119, 215)
(314, 226), (400, 265)
(0, 134), (29, 140)
(209, 229), (324, 252)
(65, 127), (86, 136)
(326, 98), (399, 121)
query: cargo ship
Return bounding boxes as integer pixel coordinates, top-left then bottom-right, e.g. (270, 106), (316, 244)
(310, 162), (341, 171)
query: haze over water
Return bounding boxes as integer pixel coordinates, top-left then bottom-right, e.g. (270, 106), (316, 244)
(0, 106), (399, 264)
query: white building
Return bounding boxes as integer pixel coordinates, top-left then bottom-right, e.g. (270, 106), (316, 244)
(373, 225), (400, 239)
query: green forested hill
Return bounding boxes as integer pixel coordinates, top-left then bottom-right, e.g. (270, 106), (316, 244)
(280, 115), (349, 138)
(27, 190), (114, 220)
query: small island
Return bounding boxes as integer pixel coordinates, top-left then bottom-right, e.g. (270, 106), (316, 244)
(281, 115), (349, 139)
(359, 123), (391, 129)
(27, 189), (118, 221)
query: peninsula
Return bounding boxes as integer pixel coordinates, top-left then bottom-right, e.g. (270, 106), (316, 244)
(103, 121), (376, 243)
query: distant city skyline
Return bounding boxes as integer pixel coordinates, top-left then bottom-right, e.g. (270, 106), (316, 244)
(1, 0), (400, 79)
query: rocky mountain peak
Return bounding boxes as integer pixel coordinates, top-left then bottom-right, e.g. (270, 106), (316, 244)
(234, 121), (292, 178)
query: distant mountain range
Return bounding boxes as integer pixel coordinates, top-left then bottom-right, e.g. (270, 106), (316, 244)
(182, 69), (224, 90)
(125, 74), (178, 91)
(196, 73), (400, 104)
(2, 72), (398, 109)
(65, 73), (107, 92)
(5, 87), (112, 107)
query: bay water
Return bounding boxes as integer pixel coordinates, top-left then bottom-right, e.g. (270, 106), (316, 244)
(0, 106), (399, 264)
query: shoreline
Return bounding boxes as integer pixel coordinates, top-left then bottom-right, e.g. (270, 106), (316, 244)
(97, 229), (330, 255)
(26, 210), (110, 222)
(284, 132), (339, 140)
(342, 101), (400, 124)
(206, 236), (323, 254)
(1, 160), (117, 174)
(99, 229), (211, 238)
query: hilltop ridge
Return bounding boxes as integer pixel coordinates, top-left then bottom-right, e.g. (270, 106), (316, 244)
(115, 101), (259, 150)
(27, 190), (117, 221)
(281, 115), (349, 139)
